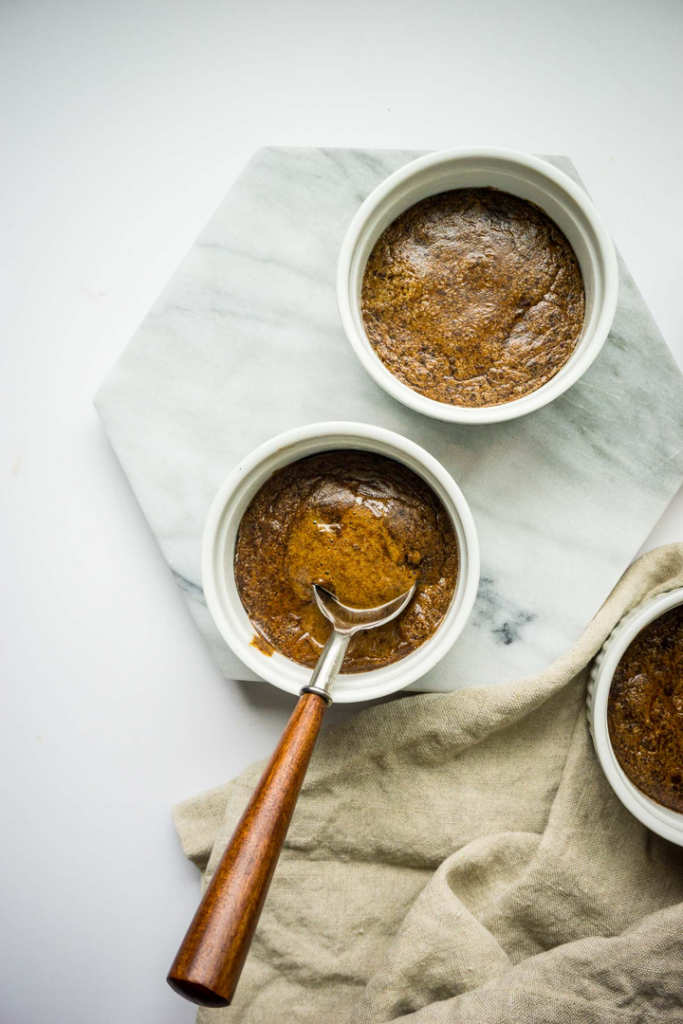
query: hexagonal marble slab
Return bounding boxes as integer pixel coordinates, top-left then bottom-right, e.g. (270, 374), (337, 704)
(95, 148), (683, 693)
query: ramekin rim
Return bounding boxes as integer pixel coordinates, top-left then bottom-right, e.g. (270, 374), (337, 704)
(588, 586), (683, 845)
(336, 146), (619, 425)
(202, 421), (480, 702)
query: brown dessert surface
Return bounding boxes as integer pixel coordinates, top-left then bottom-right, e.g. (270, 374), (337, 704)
(361, 187), (585, 408)
(607, 605), (683, 814)
(234, 451), (458, 673)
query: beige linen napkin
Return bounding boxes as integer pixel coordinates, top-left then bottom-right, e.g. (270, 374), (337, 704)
(174, 544), (683, 1023)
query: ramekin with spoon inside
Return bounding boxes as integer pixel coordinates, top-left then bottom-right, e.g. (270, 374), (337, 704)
(201, 421), (479, 702)
(168, 421), (479, 1006)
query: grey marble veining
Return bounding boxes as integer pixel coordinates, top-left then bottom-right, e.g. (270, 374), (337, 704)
(95, 148), (683, 693)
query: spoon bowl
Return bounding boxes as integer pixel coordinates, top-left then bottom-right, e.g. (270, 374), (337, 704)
(313, 583), (417, 634)
(303, 583), (417, 704)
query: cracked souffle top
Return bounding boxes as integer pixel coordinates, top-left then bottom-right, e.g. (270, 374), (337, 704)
(607, 605), (683, 814)
(361, 188), (585, 408)
(234, 451), (458, 673)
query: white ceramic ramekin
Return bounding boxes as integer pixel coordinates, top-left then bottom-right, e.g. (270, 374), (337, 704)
(202, 422), (480, 703)
(587, 587), (683, 847)
(337, 147), (619, 424)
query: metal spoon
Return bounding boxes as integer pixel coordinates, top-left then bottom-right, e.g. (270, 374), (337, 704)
(168, 583), (416, 1008)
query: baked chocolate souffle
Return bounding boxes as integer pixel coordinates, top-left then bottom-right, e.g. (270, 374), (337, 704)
(607, 605), (683, 814)
(234, 451), (458, 672)
(361, 187), (585, 408)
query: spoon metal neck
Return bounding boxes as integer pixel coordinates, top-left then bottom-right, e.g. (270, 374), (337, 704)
(300, 629), (350, 705)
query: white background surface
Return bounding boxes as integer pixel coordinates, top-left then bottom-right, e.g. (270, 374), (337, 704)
(2, 1), (682, 1021)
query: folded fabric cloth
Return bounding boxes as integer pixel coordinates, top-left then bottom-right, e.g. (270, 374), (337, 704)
(174, 544), (683, 1023)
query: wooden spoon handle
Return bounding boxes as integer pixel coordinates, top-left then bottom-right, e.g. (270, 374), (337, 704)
(167, 691), (328, 1007)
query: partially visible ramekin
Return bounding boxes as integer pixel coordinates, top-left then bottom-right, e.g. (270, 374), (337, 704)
(202, 422), (480, 703)
(587, 588), (683, 847)
(337, 147), (619, 425)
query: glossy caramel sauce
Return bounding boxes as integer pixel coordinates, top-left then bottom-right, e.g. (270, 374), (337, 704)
(607, 605), (683, 814)
(234, 451), (458, 672)
(361, 188), (585, 407)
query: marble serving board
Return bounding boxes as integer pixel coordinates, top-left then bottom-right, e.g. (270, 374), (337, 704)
(95, 147), (683, 693)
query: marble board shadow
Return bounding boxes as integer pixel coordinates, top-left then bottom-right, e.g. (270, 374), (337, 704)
(95, 147), (683, 692)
